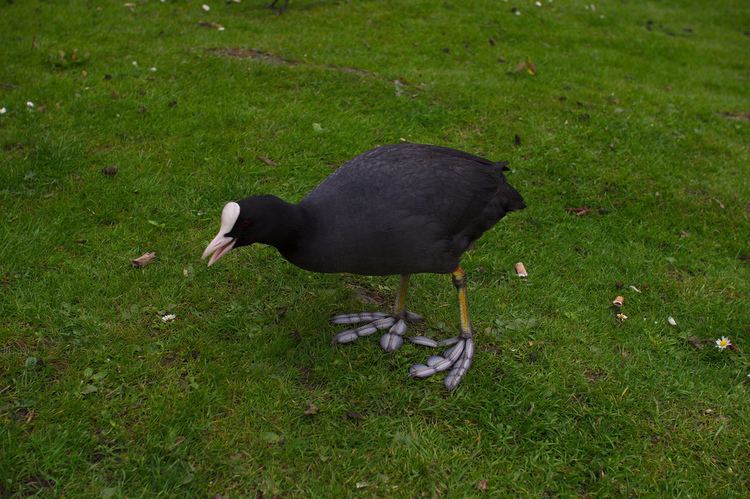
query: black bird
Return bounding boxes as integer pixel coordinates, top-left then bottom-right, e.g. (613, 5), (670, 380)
(203, 143), (525, 390)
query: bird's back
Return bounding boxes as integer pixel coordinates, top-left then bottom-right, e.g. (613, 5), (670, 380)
(291, 143), (524, 275)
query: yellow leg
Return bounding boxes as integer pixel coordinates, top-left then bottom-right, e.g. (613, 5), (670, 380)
(452, 267), (473, 338)
(393, 274), (410, 316)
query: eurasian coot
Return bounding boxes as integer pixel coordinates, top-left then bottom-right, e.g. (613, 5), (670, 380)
(203, 143), (525, 390)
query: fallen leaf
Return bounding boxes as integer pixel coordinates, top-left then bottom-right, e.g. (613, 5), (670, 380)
(515, 57), (536, 75)
(81, 384), (98, 395)
(101, 164), (119, 176)
(260, 431), (281, 444)
(304, 403), (319, 416)
(132, 252), (156, 267)
(687, 336), (708, 349)
(667, 316), (677, 326)
(312, 122), (324, 133)
(565, 206), (590, 216)
(198, 21), (225, 31)
(629, 285), (641, 293)
(257, 156), (276, 166)
(345, 411), (364, 420)
(514, 262), (528, 277)
(476, 479), (488, 491)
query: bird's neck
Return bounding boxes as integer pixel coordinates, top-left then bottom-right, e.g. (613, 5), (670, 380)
(260, 199), (308, 252)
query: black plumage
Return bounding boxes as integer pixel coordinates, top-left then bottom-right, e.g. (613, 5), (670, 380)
(232, 143), (524, 274)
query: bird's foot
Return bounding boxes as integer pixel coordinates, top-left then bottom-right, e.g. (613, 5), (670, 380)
(331, 310), (424, 352)
(409, 335), (474, 391)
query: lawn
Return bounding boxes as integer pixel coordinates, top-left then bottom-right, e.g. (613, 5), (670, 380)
(1, 0), (749, 496)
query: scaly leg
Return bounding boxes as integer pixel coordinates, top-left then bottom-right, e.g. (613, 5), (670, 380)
(331, 274), (423, 352)
(409, 267), (475, 391)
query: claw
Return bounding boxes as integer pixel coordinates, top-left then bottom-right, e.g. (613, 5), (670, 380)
(444, 338), (474, 390)
(409, 363), (436, 378)
(409, 336), (439, 348)
(438, 337), (460, 347)
(426, 355), (444, 367)
(389, 319), (407, 336)
(355, 324), (378, 337)
(330, 312), (388, 325)
(333, 330), (359, 344)
(372, 317), (397, 330)
(427, 355), (453, 371)
(405, 310), (424, 322)
(443, 340), (465, 362)
(380, 333), (404, 352)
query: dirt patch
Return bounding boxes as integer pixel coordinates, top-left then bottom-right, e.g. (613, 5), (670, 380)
(208, 47), (301, 66)
(345, 282), (391, 307)
(584, 369), (607, 383)
(206, 47), (379, 79)
(718, 111), (750, 122)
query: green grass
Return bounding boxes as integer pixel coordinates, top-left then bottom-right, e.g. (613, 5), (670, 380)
(2, 0), (749, 496)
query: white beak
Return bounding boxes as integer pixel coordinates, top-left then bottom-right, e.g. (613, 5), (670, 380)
(202, 234), (236, 266)
(202, 202), (240, 266)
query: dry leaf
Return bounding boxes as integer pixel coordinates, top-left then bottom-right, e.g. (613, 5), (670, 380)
(515, 57), (537, 75)
(719, 111), (750, 122)
(687, 336), (708, 349)
(565, 206), (590, 216)
(304, 403), (319, 416)
(514, 262), (528, 277)
(101, 165), (119, 176)
(132, 252), (156, 268)
(198, 21), (225, 31)
(476, 479), (489, 491)
(257, 156), (277, 166)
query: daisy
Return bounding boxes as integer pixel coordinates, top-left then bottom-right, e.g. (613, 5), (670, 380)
(715, 336), (731, 350)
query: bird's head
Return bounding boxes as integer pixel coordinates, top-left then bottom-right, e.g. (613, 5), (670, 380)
(201, 195), (295, 266)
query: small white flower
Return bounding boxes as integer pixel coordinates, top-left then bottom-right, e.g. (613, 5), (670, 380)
(535, 1), (541, 5)
(202, 3), (210, 11)
(149, 67), (157, 72)
(0, 107), (6, 114)
(26, 101), (34, 108)
(161, 313), (176, 323)
(515, 9), (521, 15)
(715, 336), (731, 350)
(132, 60), (138, 66)
(218, 25), (225, 31)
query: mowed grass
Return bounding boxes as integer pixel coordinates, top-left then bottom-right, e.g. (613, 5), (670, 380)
(1, 0), (749, 496)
